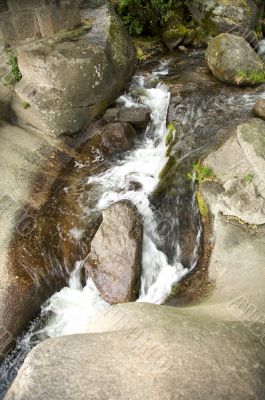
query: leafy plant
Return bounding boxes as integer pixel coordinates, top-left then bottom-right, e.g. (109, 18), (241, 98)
(116, 0), (185, 35)
(187, 161), (214, 183)
(235, 69), (265, 85)
(4, 54), (22, 86)
(244, 172), (254, 183)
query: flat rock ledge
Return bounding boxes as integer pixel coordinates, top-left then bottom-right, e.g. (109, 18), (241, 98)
(5, 303), (265, 400)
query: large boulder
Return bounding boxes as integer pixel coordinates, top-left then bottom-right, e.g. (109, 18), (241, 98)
(206, 33), (265, 85)
(85, 200), (143, 304)
(8, 1), (136, 136)
(203, 118), (265, 224)
(0, 122), (67, 361)
(199, 118), (265, 315)
(5, 303), (265, 400)
(187, 0), (262, 35)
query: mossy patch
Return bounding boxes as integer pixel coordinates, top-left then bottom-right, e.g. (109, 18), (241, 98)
(243, 172), (254, 183)
(4, 54), (22, 86)
(108, 14), (129, 66)
(235, 69), (265, 85)
(187, 161), (214, 183)
(163, 24), (188, 42)
(132, 36), (164, 62)
(165, 122), (176, 146)
(22, 101), (30, 110)
(197, 190), (208, 217)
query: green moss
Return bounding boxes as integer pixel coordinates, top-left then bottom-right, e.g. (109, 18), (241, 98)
(165, 122), (176, 145)
(187, 161), (214, 183)
(116, 0), (183, 36)
(108, 15), (128, 66)
(4, 54), (22, 86)
(136, 47), (144, 61)
(163, 24), (188, 41)
(200, 7), (218, 37)
(197, 190), (208, 217)
(235, 69), (265, 85)
(132, 36), (164, 61)
(255, 24), (263, 40)
(22, 101), (30, 110)
(243, 172), (254, 183)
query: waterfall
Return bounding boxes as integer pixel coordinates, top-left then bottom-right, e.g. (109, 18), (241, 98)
(40, 61), (189, 338)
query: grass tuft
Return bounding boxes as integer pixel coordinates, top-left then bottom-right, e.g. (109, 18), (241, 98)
(187, 161), (214, 183)
(235, 69), (265, 85)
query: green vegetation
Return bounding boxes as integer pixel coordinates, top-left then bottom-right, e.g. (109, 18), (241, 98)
(165, 122), (176, 145)
(187, 161), (214, 183)
(132, 36), (164, 62)
(197, 190), (208, 217)
(4, 54), (22, 86)
(115, 0), (186, 35)
(244, 172), (254, 183)
(136, 46), (144, 61)
(235, 69), (265, 85)
(22, 101), (30, 110)
(163, 23), (188, 41)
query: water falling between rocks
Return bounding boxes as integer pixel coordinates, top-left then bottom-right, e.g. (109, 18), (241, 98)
(40, 61), (194, 338)
(1, 50), (265, 398)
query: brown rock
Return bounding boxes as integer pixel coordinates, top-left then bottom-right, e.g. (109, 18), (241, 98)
(253, 99), (265, 120)
(101, 122), (136, 153)
(85, 200), (143, 304)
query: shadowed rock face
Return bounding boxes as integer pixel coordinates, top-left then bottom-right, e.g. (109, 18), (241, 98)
(85, 200), (143, 304)
(0, 0), (136, 357)
(0, 0), (81, 47)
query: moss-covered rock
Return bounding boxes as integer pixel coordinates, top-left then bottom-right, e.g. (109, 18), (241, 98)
(9, 1), (136, 137)
(188, 0), (262, 34)
(206, 33), (265, 85)
(163, 24), (188, 50)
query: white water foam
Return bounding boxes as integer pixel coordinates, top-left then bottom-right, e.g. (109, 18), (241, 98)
(41, 62), (189, 337)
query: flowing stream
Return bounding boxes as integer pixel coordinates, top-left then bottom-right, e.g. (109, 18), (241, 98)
(1, 49), (265, 398)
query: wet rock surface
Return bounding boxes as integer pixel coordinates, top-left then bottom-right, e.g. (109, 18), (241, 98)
(0, 0), (137, 360)
(2, 47), (265, 399)
(103, 107), (151, 130)
(206, 33), (264, 85)
(101, 122), (136, 153)
(85, 200), (143, 304)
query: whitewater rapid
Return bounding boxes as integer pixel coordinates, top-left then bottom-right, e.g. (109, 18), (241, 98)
(40, 62), (189, 338)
